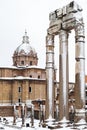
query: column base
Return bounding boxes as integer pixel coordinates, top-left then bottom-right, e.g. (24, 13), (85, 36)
(75, 108), (86, 122)
(73, 118), (87, 129)
(58, 117), (70, 128)
(44, 117), (56, 128)
(74, 108), (87, 129)
(13, 123), (16, 125)
(21, 124), (25, 127)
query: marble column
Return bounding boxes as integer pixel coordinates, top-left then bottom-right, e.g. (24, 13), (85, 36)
(75, 23), (85, 111)
(13, 104), (16, 125)
(21, 103), (25, 127)
(31, 105), (34, 127)
(46, 34), (54, 120)
(59, 30), (69, 120)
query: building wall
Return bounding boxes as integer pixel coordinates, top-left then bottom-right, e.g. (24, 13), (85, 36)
(13, 55), (38, 66)
(0, 66), (87, 117)
(0, 80), (12, 104)
(0, 67), (46, 105)
(0, 106), (14, 117)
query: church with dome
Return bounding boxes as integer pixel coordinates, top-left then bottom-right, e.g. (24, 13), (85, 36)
(0, 31), (47, 116)
(13, 30), (38, 67)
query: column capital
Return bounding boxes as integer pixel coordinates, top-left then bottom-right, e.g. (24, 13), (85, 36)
(59, 30), (69, 39)
(46, 34), (54, 45)
(75, 23), (85, 37)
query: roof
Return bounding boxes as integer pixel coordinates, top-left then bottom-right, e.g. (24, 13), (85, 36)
(13, 30), (37, 56)
(0, 76), (46, 81)
(0, 65), (45, 70)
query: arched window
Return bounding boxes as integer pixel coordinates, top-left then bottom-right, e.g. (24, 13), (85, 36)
(29, 75), (32, 78)
(38, 75), (40, 79)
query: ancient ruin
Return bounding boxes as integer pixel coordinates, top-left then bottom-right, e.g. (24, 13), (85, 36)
(46, 0), (85, 123)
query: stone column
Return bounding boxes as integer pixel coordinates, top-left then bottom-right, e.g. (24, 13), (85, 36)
(21, 103), (25, 127)
(59, 30), (69, 120)
(13, 104), (16, 125)
(75, 23), (85, 113)
(46, 34), (54, 120)
(31, 105), (34, 127)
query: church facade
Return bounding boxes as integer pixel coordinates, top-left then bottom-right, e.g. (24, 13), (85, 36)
(0, 31), (47, 116)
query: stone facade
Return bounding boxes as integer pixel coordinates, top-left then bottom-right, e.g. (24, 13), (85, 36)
(0, 68), (46, 104)
(0, 106), (14, 117)
(0, 31), (46, 117)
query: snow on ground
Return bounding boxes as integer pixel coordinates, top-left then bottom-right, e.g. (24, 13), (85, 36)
(0, 117), (87, 130)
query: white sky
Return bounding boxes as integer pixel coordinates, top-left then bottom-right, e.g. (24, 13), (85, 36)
(0, 0), (87, 82)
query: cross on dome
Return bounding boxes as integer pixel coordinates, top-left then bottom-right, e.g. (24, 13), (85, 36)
(22, 29), (29, 44)
(25, 29), (27, 36)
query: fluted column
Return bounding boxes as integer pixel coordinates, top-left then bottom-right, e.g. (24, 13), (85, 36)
(46, 34), (54, 119)
(75, 23), (85, 110)
(59, 30), (69, 120)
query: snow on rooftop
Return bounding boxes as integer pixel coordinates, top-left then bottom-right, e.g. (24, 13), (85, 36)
(0, 76), (46, 81)
(0, 65), (45, 70)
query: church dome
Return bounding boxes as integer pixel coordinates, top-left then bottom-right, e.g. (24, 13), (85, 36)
(14, 30), (37, 56)
(13, 30), (38, 67)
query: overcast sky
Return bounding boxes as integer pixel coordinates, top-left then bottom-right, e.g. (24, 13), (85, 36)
(0, 0), (87, 82)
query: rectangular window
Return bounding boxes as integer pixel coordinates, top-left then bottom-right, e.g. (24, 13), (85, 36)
(18, 98), (21, 103)
(29, 86), (32, 93)
(18, 87), (21, 92)
(21, 60), (24, 65)
(30, 61), (32, 65)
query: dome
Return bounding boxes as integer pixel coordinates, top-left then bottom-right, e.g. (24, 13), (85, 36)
(14, 30), (37, 56)
(15, 43), (36, 55)
(12, 30), (38, 67)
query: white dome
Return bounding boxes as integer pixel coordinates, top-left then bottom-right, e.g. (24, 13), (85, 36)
(15, 43), (36, 55)
(14, 31), (37, 56)
(13, 30), (38, 67)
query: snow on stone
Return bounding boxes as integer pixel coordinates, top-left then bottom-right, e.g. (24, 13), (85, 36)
(0, 116), (86, 130)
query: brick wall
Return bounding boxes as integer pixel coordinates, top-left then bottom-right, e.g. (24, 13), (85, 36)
(0, 106), (14, 117)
